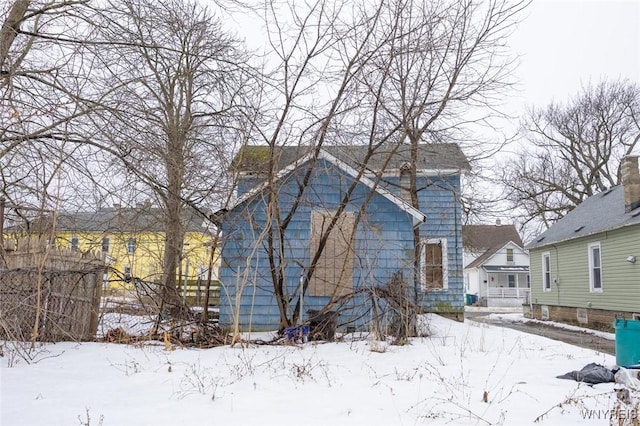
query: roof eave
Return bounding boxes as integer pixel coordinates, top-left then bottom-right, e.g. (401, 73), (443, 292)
(527, 220), (640, 250)
(223, 149), (430, 228)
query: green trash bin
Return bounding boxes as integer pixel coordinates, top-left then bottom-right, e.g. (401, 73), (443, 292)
(465, 294), (472, 305)
(614, 318), (640, 367)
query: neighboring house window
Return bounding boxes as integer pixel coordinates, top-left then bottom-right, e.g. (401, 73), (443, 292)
(70, 236), (79, 251)
(46, 237), (57, 249)
(506, 248), (514, 262)
(197, 266), (208, 280)
(542, 252), (551, 292)
(420, 238), (448, 290)
(101, 236), (110, 253)
(123, 265), (132, 282)
(588, 242), (603, 292)
(508, 274), (515, 287)
(309, 210), (355, 297)
(127, 237), (137, 254)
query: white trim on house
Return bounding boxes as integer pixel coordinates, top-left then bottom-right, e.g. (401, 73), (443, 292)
(588, 242), (603, 293)
(371, 169), (464, 178)
(419, 237), (448, 291)
(542, 251), (551, 292)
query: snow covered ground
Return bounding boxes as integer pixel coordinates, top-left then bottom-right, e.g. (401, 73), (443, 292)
(1, 313), (637, 425)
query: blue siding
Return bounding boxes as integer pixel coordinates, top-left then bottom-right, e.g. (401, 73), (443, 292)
(219, 161), (463, 331)
(383, 174), (465, 312)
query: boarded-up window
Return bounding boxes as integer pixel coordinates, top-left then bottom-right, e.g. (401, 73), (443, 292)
(309, 210), (355, 297)
(420, 238), (448, 290)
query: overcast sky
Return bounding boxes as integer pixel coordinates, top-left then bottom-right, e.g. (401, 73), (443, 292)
(225, 0), (639, 140)
(508, 0), (640, 111)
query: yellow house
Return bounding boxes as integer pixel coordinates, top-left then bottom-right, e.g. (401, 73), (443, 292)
(6, 206), (219, 292)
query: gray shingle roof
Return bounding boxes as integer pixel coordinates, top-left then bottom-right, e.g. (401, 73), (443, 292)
(525, 185), (640, 250)
(463, 224), (524, 269)
(9, 207), (209, 234)
(463, 224), (523, 251)
(232, 143), (470, 174)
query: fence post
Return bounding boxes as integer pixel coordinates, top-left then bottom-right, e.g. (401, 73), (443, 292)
(88, 270), (103, 339)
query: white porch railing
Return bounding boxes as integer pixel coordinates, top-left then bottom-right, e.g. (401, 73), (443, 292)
(487, 287), (530, 299)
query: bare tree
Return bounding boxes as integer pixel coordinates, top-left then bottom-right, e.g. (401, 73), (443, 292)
(221, 0), (527, 339)
(80, 0), (252, 315)
(358, 0), (527, 306)
(501, 79), (640, 232)
(1, 1), (100, 212)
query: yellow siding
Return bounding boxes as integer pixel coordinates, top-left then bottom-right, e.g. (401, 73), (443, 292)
(54, 231), (218, 290)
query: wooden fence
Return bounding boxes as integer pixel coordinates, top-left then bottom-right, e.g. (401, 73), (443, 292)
(178, 279), (221, 307)
(0, 237), (105, 341)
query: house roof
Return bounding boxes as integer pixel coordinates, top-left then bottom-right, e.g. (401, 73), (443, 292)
(9, 207), (210, 234)
(526, 185), (640, 250)
(466, 241), (524, 269)
(224, 148), (432, 228)
(463, 224), (524, 269)
(232, 143), (471, 175)
(463, 224), (523, 251)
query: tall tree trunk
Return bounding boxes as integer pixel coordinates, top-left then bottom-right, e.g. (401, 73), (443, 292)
(0, 0), (30, 71)
(162, 137), (186, 315)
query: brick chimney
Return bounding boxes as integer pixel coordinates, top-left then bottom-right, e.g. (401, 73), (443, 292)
(622, 155), (640, 213)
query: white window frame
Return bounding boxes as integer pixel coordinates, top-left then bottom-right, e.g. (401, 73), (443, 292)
(588, 242), (603, 293)
(127, 237), (136, 254)
(506, 248), (514, 262)
(420, 237), (448, 291)
(542, 252), (551, 292)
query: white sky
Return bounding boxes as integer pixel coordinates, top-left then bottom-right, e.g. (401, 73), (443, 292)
(226, 1), (640, 140)
(508, 0), (640, 111)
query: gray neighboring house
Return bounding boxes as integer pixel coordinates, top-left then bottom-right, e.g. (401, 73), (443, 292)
(463, 223), (529, 308)
(526, 156), (640, 330)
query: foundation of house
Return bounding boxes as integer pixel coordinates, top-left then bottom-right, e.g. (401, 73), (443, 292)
(526, 304), (640, 333)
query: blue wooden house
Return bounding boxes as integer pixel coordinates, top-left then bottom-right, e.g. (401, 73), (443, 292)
(215, 144), (470, 332)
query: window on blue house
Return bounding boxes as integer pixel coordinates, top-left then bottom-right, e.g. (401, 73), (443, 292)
(420, 238), (448, 290)
(309, 210), (355, 297)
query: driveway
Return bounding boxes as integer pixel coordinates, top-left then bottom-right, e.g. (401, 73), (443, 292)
(465, 308), (615, 356)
